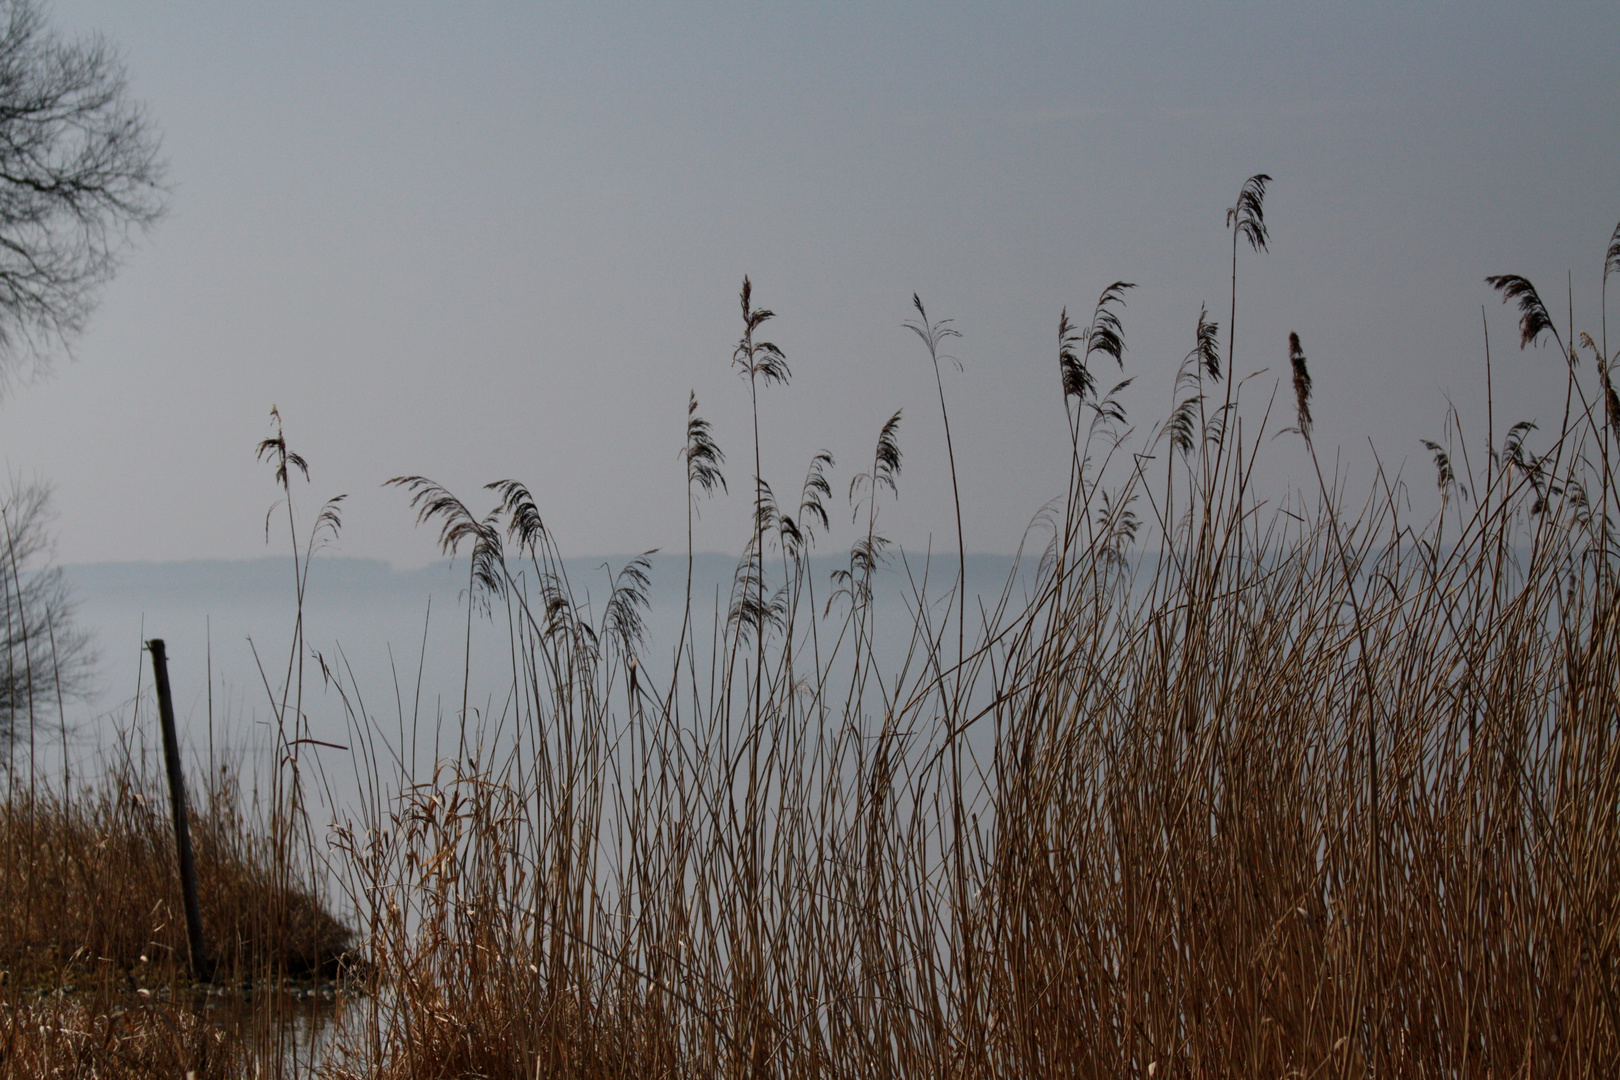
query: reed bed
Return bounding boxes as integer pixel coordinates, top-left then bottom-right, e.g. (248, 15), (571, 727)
(302, 208), (1620, 1077)
(0, 750), (351, 990)
(0, 995), (248, 1080)
(0, 747), (351, 1076)
(8, 190), (1619, 1078)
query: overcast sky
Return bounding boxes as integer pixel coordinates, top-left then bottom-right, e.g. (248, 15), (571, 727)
(1, 2), (1616, 568)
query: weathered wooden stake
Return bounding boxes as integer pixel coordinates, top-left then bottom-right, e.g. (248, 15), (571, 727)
(147, 638), (213, 982)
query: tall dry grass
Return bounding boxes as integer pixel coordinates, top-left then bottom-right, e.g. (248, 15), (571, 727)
(0, 751), (351, 989)
(0, 995), (250, 1080)
(0, 743), (352, 1077)
(7, 192), (1617, 1078)
(297, 209), (1620, 1077)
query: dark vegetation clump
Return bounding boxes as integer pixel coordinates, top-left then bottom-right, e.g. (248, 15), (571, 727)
(0, 753), (351, 989)
(0, 748), (351, 1077)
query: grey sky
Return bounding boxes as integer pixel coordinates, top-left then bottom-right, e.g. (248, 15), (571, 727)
(2, 2), (1615, 567)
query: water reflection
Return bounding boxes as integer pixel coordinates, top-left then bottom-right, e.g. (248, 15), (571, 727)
(174, 980), (359, 1077)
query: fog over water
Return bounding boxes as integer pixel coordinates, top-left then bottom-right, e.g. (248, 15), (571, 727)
(47, 552), (1031, 820)
(0, 4), (1611, 809)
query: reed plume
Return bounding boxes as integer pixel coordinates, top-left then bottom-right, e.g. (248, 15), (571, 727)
(1289, 330), (1312, 436)
(1486, 273), (1559, 350)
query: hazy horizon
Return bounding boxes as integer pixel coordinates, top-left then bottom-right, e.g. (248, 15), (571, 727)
(40, 550), (1032, 803)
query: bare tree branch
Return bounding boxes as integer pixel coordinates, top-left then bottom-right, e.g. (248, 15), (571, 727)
(0, 479), (94, 752)
(0, 0), (167, 391)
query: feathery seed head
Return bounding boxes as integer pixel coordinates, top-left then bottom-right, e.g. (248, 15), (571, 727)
(683, 392), (727, 499)
(1289, 332), (1312, 437)
(733, 276), (790, 385)
(1227, 174), (1272, 253)
(1060, 284), (1135, 404)
(905, 294), (963, 372)
(1486, 274), (1556, 350)
(1190, 304), (1221, 383)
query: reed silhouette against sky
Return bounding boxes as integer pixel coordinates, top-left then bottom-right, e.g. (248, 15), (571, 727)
(0, 3), (1612, 570)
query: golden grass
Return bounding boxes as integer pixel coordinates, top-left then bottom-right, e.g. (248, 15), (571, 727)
(309, 233), (1620, 1076)
(0, 995), (247, 1080)
(0, 752), (352, 1076)
(0, 757), (351, 991)
(8, 209), (1619, 1078)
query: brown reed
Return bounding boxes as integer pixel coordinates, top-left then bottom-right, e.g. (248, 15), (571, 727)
(306, 216), (1620, 1078)
(9, 199), (1618, 1080)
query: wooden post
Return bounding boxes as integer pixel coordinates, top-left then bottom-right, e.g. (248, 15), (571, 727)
(147, 639), (213, 982)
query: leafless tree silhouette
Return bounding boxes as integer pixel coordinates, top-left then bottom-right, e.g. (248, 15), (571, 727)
(0, 0), (167, 391)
